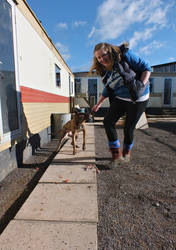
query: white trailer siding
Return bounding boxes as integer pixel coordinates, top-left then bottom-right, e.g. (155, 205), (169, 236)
(0, 0), (74, 181)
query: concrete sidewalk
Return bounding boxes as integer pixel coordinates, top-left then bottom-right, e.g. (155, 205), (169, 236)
(0, 124), (98, 249)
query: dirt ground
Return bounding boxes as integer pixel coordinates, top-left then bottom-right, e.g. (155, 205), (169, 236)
(0, 118), (176, 250)
(0, 139), (60, 234)
(95, 118), (176, 250)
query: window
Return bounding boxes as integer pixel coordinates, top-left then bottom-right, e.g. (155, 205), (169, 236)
(0, 0), (20, 138)
(153, 63), (176, 73)
(75, 78), (81, 95)
(164, 79), (172, 105)
(153, 66), (163, 73)
(149, 78), (154, 94)
(164, 65), (169, 72)
(55, 64), (61, 87)
(88, 79), (98, 104)
(170, 63), (176, 73)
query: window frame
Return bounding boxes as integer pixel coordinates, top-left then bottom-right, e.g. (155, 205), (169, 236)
(163, 78), (173, 106)
(88, 78), (98, 104)
(0, 0), (21, 144)
(149, 77), (154, 94)
(75, 78), (81, 95)
(55, 64), (61, 88)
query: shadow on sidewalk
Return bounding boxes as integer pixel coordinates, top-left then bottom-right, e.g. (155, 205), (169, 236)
(0, 139), (68, 235)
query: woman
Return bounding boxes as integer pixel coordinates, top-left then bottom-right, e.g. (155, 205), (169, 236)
(89, 42), (152, 167)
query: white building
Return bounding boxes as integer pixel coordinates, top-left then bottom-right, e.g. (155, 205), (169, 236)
(148, 61), (176, 114)
(74, 61), (176, 115)
(0, 0), (74, 181)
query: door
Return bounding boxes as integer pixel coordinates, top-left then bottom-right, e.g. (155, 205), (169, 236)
(163, 79), (172, 106)
(88, 79), (97, 106)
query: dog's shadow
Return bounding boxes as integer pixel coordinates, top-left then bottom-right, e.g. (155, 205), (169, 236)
(28, 133), (41, 155)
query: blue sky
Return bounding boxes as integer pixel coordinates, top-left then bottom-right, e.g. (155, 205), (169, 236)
(27, 0), (176, 72)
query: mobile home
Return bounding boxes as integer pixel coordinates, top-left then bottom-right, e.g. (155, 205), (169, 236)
(74, 62), (176, 115)
(0, 0), (74, 181)
(147, 62), (176, 114)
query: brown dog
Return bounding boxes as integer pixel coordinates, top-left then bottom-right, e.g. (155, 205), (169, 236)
(58, 111), (89, 155)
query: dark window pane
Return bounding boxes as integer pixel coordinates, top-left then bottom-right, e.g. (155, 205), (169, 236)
(164, 79), (172, 105)
(55, 64), (61, 87)
(75, 78), (81, 94)
(0, 0), (19, 133)
(149, 78), (154, 94)
(88, 79), (97, 104)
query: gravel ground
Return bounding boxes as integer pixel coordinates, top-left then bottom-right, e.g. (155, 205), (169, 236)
(0, 119), (176, 250)
(95, 119), (176, 250)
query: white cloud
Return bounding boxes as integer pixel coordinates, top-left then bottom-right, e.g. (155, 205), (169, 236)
(72, 21), (87, 27)
(89, 0), (172, 44)
(146, 2), (172, 27)
(56, 22), (68, 29)
(88, 26), (96, 38)
(129, 26), (157, 48)
(55, 42), (71, 61)
(139, 41), (164, 55)
(167, 57), (175, 62)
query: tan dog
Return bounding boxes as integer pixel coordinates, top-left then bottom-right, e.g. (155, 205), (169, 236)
(58, 111), (89, 155)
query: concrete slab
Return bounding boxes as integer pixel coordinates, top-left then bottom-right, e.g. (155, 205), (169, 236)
(0, 124), (98, 249)
(0, 220), (97, 250)
(55, 123), (95, 161)
(39, 164), (97, 183)
(55, 151), (95, 163)
(15, 183), (98, 222)
(54, 136), (96, 163)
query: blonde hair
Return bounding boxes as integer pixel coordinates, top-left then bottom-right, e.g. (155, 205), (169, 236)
(89, 42), (129, 76)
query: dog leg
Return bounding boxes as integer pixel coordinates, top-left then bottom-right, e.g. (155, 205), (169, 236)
(75, 134), (79, 148)
(72, 132), (77, 155)
(82, 125), (86, 151)
(70, 134), (79, 148)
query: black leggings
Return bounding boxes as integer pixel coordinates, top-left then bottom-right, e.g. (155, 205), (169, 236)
(103, 98), (148, 145)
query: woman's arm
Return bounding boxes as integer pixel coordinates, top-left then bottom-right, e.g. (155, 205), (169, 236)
(140, 70), (151, 85)
(124, 49), (152, 74)
(92, 95), (107, 112)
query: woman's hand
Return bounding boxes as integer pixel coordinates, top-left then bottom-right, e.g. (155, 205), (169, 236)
(92, 95), (106, 112)
(92, 104), (101, 112)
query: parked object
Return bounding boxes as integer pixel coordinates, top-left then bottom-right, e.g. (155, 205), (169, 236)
(51, 113), (71, 139)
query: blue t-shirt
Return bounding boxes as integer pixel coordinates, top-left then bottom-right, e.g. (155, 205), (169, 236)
(102, 49), (152, 100)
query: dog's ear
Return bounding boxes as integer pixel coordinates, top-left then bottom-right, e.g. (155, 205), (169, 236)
(81, 113), (89, 121)
(74, 111), (80, 121)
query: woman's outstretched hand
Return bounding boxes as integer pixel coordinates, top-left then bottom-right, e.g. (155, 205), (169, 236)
(92, 104), (100, 112)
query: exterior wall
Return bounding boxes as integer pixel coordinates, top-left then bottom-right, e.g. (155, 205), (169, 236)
(148, 77), (163, 107)
(21, 88), (70, 134)
(172, 77), (176, 107)
(148, 73), (176, 108)
(74, 72), (176, 111)
(0, 0), (74, 181)
(16, 7), (72, 97)
(74, 73), (110, 109)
